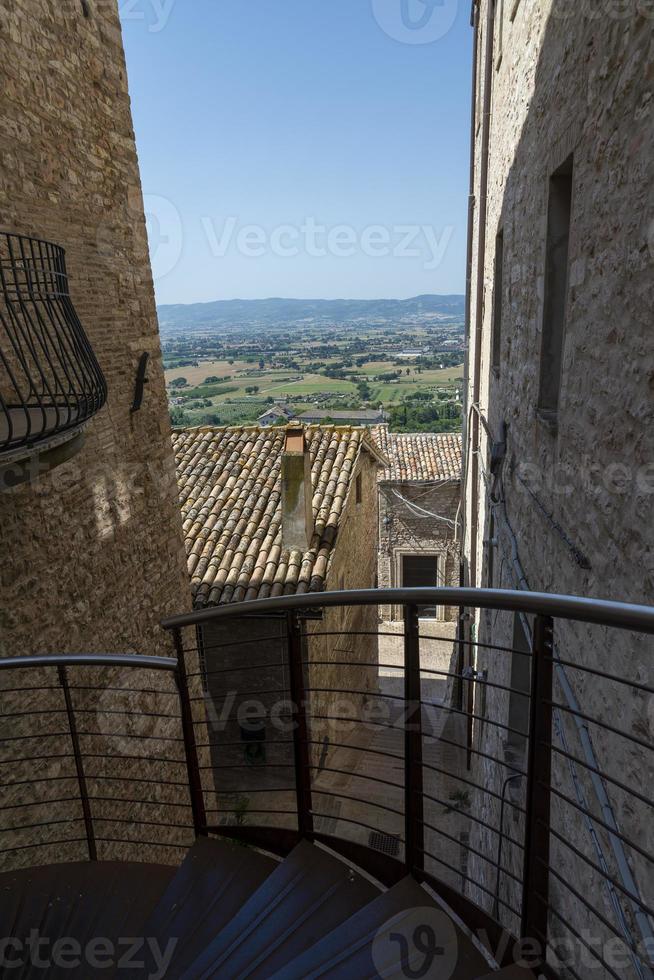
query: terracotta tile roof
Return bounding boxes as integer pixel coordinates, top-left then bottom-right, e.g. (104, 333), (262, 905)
(371, 425), (462, 482)
(172, 425), (385, 608)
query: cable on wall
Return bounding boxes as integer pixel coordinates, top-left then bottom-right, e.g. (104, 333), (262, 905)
(475, 447), (653, 978)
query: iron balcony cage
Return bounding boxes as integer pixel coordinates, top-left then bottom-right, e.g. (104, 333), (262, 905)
(0, 231), (107, 458)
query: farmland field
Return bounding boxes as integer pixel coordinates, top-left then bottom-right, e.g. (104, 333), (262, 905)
(163, 312), (465, 432)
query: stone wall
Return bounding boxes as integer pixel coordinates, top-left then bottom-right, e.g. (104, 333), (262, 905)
(306, 448), (383, 844)
(464, 0), (654, 972)
(0, 0), (195, 869)
(0, 0), (192, 656)
(309, 442), (381, 698)
(378, 480), (461, 621)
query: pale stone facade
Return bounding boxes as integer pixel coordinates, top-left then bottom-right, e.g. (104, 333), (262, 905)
(463, 0), (654, 974)
(378, 481), (461, 621)
(373, 427), (462, 622)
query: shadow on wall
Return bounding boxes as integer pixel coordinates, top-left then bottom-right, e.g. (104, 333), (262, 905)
(467, 0), (654, 970)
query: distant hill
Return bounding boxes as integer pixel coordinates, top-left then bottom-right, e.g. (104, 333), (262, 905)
(157, 295), (465, 333)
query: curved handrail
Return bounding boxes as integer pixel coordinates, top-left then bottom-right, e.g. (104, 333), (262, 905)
(0, 653), (177, 672)
(161, 587), (654, 635)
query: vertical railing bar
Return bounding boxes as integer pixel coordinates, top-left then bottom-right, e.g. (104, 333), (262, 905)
(286, 610), (314, 840)
(172, 627), (207, 837)
(404, 602), (424, 876)
(58, 665), (96, 861)
(521, 614), (554, 950)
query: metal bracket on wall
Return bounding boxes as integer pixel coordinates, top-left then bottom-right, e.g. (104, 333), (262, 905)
(131, 352), (150, 413)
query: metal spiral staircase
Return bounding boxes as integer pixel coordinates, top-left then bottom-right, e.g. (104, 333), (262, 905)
(0, 589), (652, 979)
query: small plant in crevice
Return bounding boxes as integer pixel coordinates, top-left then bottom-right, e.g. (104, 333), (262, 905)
(442, 790), (471, 815)
(233, 795), (250, 826)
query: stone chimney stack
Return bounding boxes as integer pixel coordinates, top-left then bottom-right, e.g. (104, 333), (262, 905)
(281, 426), (314, 550)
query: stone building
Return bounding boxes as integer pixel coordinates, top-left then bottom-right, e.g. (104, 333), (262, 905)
(462, 0), (654, 972)
(298, 408), (387, 425)
(0, 0), (192, 658)
(373, 426), (462, 622)
(257, 403), (293, 426)
(0, 1), (198, 870)
(172, 423), (387, 827)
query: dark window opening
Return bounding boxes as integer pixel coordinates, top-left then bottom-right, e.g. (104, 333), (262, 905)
(81, 0), (91, 17)
(539, 154), (574, 420)
(402, 554), (439, 618)
(491, 230), (504, 373)
(355, 472), (362, 504)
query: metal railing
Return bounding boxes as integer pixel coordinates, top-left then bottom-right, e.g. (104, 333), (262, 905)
(0, 232), (107, 459)
(162, 588), (654, 979)
(1, 589), (653, 979)
(0, 653), (199, 864)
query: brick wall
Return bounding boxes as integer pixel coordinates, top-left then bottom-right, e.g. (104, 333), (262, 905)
(0, 0), (192, 657)
(0, 0), (196, 870)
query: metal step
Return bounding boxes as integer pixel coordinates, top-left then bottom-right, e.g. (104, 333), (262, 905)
(0, 861), (174, 980)
(182, 840), (381, 979)
(476, 968), (536, 978)
(126, 835), (278, 978)
(0, 844), (512, 980)
(268, 875), (492, 980)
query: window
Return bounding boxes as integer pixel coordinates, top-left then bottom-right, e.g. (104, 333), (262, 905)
(538, 155), (574, 421)
(402, 554), (439, 618)
(491, 230), (504, 373)
(355, 472), (362, 505)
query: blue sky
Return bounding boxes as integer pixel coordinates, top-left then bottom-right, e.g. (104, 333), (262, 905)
(120, 0), (472, 304)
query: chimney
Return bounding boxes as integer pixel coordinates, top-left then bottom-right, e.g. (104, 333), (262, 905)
(281, 426), (313, 550)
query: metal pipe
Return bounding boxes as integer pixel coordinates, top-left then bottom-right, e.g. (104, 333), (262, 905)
(58, 665), (97, 860)
(460, 0), (480, 556)
(493, 773), (525, 919)
(469, 0), (497, 589)
(161, 588), (654, 635)
(0, 653), (177, 671)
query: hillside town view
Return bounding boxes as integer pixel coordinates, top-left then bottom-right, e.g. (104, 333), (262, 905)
(1, 1), (652, 979)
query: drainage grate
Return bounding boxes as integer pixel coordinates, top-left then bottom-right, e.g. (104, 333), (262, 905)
(369, 831), (401, 857)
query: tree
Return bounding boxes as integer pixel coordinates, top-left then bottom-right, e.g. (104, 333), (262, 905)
(169, 405), (190, 426)
(259, 358), (265, 370)
(202, 376), (220, 384)
(357, 381), (372, 402)
(169, 377), (188, 389)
